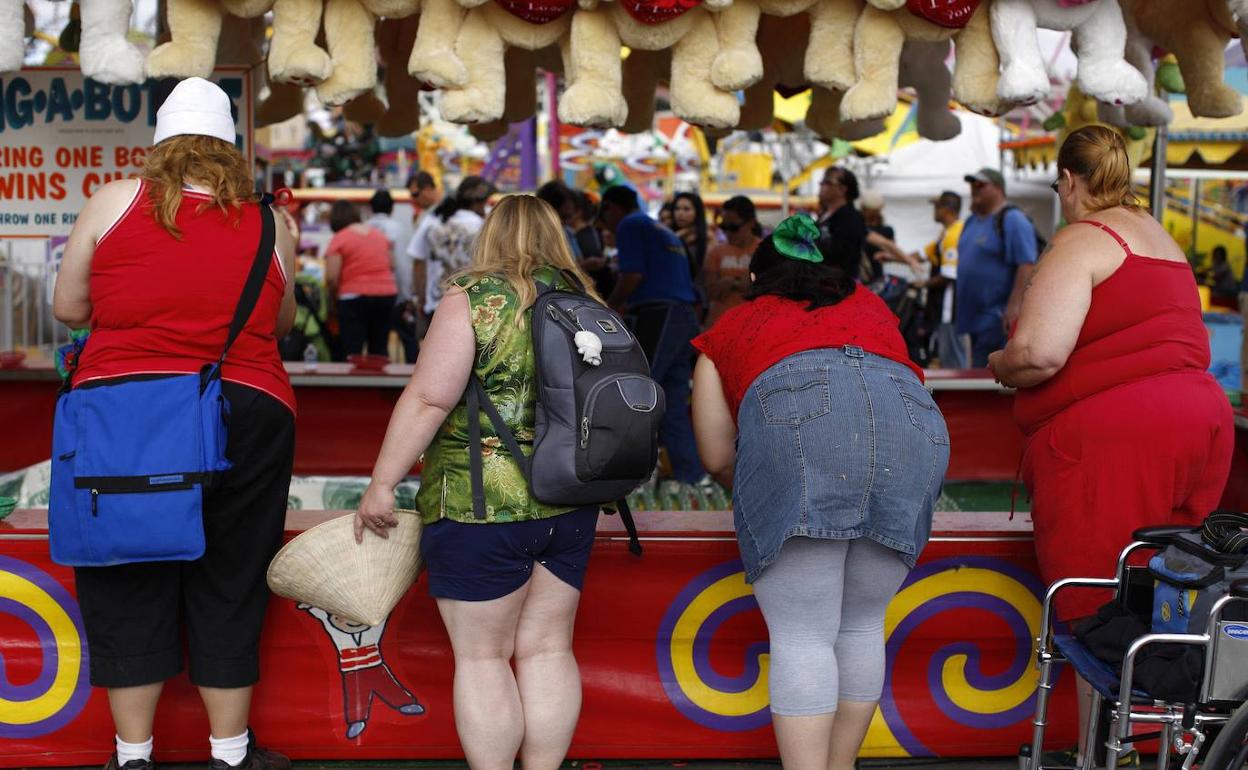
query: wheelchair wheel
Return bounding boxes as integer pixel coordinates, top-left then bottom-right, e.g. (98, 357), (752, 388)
(1203, 701), (1248, 769)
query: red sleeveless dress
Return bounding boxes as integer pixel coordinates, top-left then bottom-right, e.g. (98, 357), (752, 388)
(1015, 221), (1233, 621)
(72, 182), (295, 413)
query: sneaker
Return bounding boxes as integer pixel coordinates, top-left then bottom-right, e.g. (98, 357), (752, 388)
(207, 730), (290, 770)
(104, 756), (153, 770)
(1039, 746), (1140, 768)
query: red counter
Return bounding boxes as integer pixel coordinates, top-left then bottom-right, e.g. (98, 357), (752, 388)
(0, 509), (1075, 765)
(0, 364), (1027, 480)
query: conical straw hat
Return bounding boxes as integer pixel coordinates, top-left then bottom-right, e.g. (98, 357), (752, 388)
(266, 509), (422, 626)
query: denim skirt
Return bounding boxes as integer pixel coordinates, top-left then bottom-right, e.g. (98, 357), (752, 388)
(733, 346), (950, 582)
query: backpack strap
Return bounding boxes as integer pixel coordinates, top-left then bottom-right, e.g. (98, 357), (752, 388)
(466, 375), (532, 520)
(614, 498), (643, 556)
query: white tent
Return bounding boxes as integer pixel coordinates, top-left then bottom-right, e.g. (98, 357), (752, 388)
(861, 110), (1058, 256)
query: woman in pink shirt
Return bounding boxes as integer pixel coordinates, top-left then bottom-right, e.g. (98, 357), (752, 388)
(325, 200), (398, 357)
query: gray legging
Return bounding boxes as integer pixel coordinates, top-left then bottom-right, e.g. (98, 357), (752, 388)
(751, 536), (910, 716)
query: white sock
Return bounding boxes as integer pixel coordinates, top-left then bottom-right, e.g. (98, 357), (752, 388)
(209, 730), (249, 767)
(115, 735), (152, 766)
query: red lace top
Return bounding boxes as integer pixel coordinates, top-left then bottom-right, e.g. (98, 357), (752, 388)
(71, 182), (295, 413)
(1013, 220), (1209, 433)
(692, 288), (923, 421)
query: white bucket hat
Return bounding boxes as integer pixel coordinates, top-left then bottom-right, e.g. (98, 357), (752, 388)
(153, 77), (236, 146)
(266, 510), (423, 626)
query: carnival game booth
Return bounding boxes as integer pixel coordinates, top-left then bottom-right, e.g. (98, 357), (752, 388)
(5, 0), (1248, 763)
(6, 359), (1248, 765)
(0, 372), (1068, 767)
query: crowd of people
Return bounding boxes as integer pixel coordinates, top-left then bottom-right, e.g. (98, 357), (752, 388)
(50, 76), (1237, 770)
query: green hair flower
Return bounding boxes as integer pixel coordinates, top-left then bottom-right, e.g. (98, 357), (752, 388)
(773, 215), (823, 264)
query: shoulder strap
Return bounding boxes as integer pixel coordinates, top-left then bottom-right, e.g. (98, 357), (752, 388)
(467, 374), (532, 520)
(219, 203), (276, 364)
(1075, 220), (1133, 258)
(993, 205), (1017, 238)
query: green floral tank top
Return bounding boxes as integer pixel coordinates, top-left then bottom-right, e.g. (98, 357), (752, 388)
(416, 268), (577, 524)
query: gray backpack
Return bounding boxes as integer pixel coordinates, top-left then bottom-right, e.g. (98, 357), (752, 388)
(465, 276), (664, 554)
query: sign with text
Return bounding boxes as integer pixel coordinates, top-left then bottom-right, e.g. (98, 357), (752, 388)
(0, 68), (252, 237)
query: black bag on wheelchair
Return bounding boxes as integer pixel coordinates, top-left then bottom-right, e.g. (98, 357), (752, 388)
(1148, 514), (1248, 636)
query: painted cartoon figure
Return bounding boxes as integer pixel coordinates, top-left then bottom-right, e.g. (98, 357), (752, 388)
(299, 604), (425, 738)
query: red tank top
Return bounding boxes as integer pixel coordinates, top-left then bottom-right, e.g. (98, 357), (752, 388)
(692, 289), (923, 421)
(71, 181), (296, 413)
(1013, 220), (1208, 433)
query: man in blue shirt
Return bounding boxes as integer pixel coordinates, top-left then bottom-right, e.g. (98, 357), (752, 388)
(956, 168), (1038, 367)
(599, 185), (705, 484)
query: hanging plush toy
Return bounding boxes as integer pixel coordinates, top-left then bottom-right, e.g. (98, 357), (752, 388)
(708, 0), (860, 95)
(561, 0), (740, 130)
(839, 0), (1001, 122)
(149, 0), (331, 84)
(0, 0), (145, 83)
(430, 0), (575, 124)
(989, 0), (1146, 108)
(1117, 0), (1242, 119)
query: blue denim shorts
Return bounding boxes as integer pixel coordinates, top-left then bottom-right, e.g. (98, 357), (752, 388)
(420, 506), (599, 601)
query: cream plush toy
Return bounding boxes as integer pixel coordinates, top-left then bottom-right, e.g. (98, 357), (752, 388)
(429, 0), (575, 124)
(561, 0), (739, 129)
(0, 0), (145, 83)
(840, 0), (1001, 122)
(317, 0), (469, 107)
(149, 0), (331, 85)
(989, 0), (1146, 108)
(1117, 0), (1242, 119)
(709, 0), (860, 93)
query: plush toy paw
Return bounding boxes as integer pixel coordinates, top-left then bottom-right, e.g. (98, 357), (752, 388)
(440, 86), (504, 124)
(1189, 83), (1244, 119)
(270, 43), (334, 87)
(712, 47), (763, 91)
(865, 0), (907, 9)
(559, 81), (628, 127)
(343, 93), (386, 123)
(1077, 60), (1147, 106)
(840, 81), (897, 122)
(146, 41), (213, 79)
(83, 39), (146, 85)
(409, 47), (468, 89)
(671, 87), (740, 130)
(1123, 96), (1173, 127)
(316, 70), (375, 107)
(996, 63), (1049, 106)
(916, 107), (961, 141)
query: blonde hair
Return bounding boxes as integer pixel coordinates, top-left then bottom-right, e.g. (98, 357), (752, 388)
(1058, 125), (1141, 213)
(453, 194), (603, 326)
(141, 135), (257, 239)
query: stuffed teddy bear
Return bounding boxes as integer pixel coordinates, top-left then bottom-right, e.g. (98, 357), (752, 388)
(0, 0), (146, 83)
(561, 0), (739, 129)
(839, 0), (1001, 122)
(709, 0), (859, 95)
(148, 0), (332, 86)
(733, 14), (956, 141)
(1116, 0), (1242, 119)
(429, 0), (575, 124)
(989, 0), (1146, 108)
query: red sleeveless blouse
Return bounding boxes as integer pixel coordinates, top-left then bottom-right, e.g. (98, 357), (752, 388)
(71, 182), (295, 413)
(1013, 220), (1208, 433)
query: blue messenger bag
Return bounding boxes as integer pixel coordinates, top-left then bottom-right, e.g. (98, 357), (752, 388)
(49, 204), (276, 566)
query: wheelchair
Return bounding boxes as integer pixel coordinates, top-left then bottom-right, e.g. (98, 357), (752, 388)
(1020, 525), (1248, 770)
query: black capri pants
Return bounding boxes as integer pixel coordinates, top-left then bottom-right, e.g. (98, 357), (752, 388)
(74, 383), (296, 689)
